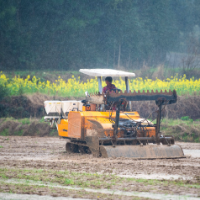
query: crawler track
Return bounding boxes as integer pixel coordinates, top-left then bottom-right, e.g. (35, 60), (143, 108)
(66, 142), (91, 154)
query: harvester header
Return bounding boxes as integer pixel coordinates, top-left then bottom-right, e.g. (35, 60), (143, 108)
(106, 89), (177, 105)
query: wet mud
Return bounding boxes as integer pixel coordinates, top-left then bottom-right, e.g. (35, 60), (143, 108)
(0, 179), (199, 200)
(0, 136), (200, 199)
(0, 136), (199, 178)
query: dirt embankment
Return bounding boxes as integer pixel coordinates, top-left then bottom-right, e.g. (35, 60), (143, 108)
(0, 94), (71, 118)
(132, 95), (200, 119)
(0, 94), (200, 140)
(0, 119), (56, 137)
(1, 94), (200, 119)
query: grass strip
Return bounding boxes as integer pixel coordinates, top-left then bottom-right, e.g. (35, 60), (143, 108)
(0, 182), (152, 200)
(160, 118), (200, 142)
(0, 167), (199, 192)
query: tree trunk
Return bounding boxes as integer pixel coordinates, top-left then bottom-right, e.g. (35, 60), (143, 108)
(127, 50), (131, 69)
(107, 50), (109, 68)
(118, 43), (121, 68)
(113, 41), (116, 68)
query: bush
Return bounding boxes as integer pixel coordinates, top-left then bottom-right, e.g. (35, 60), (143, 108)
(0, 83), (9, 101)
(0, 84), (10, 117)
(181, 116), (193, 122)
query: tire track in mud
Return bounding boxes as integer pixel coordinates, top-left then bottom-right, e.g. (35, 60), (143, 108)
(0, 193), (91, 200)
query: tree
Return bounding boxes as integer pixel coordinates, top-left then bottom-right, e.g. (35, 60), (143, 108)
(0, 0), (199, 70)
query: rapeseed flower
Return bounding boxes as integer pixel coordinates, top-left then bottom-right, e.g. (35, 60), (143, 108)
(0, 73), (199, 97)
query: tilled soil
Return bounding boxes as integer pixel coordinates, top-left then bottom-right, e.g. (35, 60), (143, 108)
(0, 136), (200, 199)
(0, 136), (200, 178)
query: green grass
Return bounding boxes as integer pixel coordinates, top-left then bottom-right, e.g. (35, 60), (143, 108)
(161, 118), (197, 126)
(13, 130), (23, 136)
(0, 117), (44, 125)
(181, 116), (193, 122)
(0, 182), (151, 200)
(64, 179), (74, 185)
(160, 117), (200, 142)
(0, 129), (9, 136)
(0, 167), (199, 190)
(0, 117), (57, 137)
(39, 117), (45, 123)
(0, 174), (7, 179)
(0, 146), (3, 148)
(18, 118), (31, 125)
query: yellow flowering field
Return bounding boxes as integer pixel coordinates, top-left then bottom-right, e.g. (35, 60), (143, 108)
(0, 73), (200, 97)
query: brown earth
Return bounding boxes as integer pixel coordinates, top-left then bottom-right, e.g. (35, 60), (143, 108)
(1, 94), (200, 119)
(0, 93), (85, 118)
(0, 136), (200, 198)
(132, 94), (200, 119)
(0, 119), (57, 137)
(0, 136), (200, 181)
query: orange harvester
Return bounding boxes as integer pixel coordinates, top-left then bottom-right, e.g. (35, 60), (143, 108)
(44, 69), (184, 158)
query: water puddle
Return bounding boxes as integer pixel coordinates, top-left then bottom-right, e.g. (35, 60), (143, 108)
(0, 193), (91, 200)
(0, 178), (199, 200)
(115, 149), (200, 181)
(183, 150), (200, 158)
(117, 173), (191, 180)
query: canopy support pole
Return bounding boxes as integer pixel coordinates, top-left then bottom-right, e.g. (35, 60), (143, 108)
(98, 76), (102, 94)
(125, 77), (132, 111)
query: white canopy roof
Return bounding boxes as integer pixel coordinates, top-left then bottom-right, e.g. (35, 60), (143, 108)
(79, 69), (135, 77)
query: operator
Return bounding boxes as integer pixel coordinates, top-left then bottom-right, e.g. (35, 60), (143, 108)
(103, 76), (119, 110)
(102, 76), (127, 110)
(102, 76), (117, 93)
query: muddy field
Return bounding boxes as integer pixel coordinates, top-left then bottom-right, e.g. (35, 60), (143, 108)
(0, 136), (200, 200)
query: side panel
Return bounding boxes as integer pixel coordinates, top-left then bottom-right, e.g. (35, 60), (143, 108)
(81, 111), (140, 120)
(137, 127), (156, 138)
(57, 119), (68, 137)
(68, 112), (83, 139)
(146, 127), (156, 137)
(57, 111), (156, 139)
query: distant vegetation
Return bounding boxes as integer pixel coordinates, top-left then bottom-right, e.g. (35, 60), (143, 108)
(161, 118), (200, 143)
(0, 116), (199, 142)
(0, 117), (56, 137)
(0, 1), (200, 70)
(1, 1), (200, 143)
